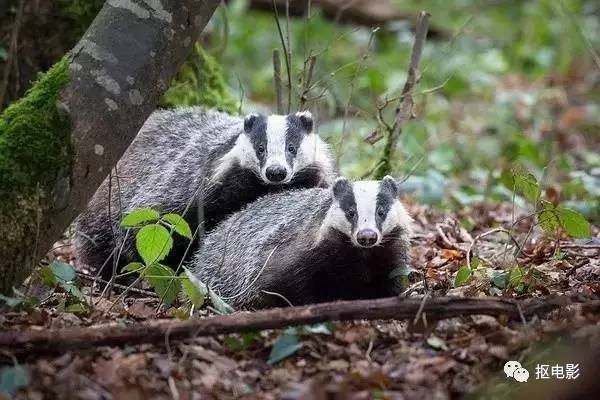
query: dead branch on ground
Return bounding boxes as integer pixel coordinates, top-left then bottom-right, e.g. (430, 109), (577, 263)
(1, 295), (585, 357)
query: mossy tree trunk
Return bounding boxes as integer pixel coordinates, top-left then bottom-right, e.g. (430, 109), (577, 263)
(0, 0), (221, 293)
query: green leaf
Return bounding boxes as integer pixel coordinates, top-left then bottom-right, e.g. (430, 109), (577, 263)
(538, 203), (591, 238)
(121, 208), (160, 227)
(162, 213), (193, 239)
(539, 201), (560, 233)
(122, 262), (146, 273)
(144, 264), (180, 306)
(508, 267), (525, 288)
(0, 365), (29, 396)
(182, 268), (208, 309)
(388, 264), (414, 291)
(267, 332), (302, 365)
(224, 332), (260, 352)
(426, 335), (448, 351)
(208, 288), (235, 314)
(65, 303), (89, 315)
(61, 282), (84, 301)
(301, 323), (333, 335)
(490, 271), (507, 289)
(38, 266), (57, 287)
(180, 275), (205, 308)
(136, 224), (173, 265)
(223, 336), (245, 352)
(511, 164), (540, 203)
(50, 261), (76, 282)
(454, 266), (472, 287)
(556, 207), (591, 238)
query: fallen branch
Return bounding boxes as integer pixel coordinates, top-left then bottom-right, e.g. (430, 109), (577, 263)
(248, 0), (450, 38)
(0, 295), (576, 356)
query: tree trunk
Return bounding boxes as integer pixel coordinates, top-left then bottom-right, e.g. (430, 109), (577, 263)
(0, 0), (221, 293)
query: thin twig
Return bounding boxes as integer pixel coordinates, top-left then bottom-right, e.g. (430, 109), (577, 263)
(77, 272), (158, 297)
(0, 0), (24, 108)
(221, 245), (279, 300)
(556, 0), (600, 71)
(236, 74), (245, 115)
(559, 243), (600, 249)
(299, 54), (316, 109)
(261, 290), (294, 307)
(285, 0), (292, 112)
(412, 291), (430, 325)
(376, 11), (430, 178)
(467, 228), (525, 270)
(272, 0), (292, 113)
(336, 27), (378, 165)
(397, 155), (424, 184)
(273, 49), (284, 114)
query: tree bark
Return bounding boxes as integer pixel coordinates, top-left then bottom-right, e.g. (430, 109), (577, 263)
(0, 296), (578, 356)
(0, 0), (221, 293)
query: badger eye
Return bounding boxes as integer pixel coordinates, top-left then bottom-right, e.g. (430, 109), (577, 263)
(287, 145), (297, 154)
(377, 207), (385, 217)
(257, 145), (265, 154)
(347, 209), (356, 218)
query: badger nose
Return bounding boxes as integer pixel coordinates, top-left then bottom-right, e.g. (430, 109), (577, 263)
(265, 165), (287, 182)
(356, 229), (378, 247)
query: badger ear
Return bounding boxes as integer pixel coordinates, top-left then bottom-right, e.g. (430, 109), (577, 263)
(381, 175), (399, 197)
(332, 177), (352, 199)
(244, 113), (261, 133)
(295, 110), (313, 133)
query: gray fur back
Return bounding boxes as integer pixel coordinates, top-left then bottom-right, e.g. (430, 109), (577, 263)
(74, 107), (242, 270)
(189, 188), (331, 307)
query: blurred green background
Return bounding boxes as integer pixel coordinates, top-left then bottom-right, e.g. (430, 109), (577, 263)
(1, 0), (598, 220)
(211, 0), (599, 220)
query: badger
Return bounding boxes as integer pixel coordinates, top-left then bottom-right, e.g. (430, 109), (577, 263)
(189, 176), (413, 309)
(74, 108), (335, 277)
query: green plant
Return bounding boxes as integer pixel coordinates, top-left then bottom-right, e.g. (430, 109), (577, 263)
(508, 164), (591, 238)
(119, 208), (234, 312)
(120, 208), (194, 306)
(38, 261), (87, 312)
(0, 364), (29, 397)
(267, 323), (334, 365)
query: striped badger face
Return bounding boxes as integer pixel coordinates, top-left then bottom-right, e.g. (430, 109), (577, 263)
(213, 111), (330, 185)
(322, 176), (412, 248)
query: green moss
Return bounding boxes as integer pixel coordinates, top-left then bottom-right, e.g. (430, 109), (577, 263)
(374, 132), (394, 180)
(161, 44), (238, 114)
(0, 57), (71, 293)
(0, 56), (72, 203)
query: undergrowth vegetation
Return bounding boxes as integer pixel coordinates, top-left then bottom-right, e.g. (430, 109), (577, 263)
(1, 1), (598, 389)
(211, 0), (598, 222)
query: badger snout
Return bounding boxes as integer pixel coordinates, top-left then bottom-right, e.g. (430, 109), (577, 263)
(356, 229), (379, 247)
(265, 164), (288, 183)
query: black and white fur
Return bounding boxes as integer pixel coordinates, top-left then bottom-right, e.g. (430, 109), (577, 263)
(74, 108), (335, 275)
(189, 176), (412, 309)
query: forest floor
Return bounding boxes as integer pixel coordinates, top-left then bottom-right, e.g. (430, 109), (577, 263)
(1, 1), (599, 399)
(4, 198), (599, 400)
